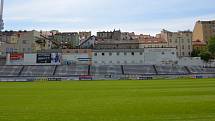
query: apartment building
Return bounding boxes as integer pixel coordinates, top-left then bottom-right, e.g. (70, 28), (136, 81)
(94, 39), (139, 49)
(161, 29), (193, 57)
(193, 20), (215, 42)
(79, 31), (91, 40)
(0, 30), (41, 56)
(139, 36), (168, 48)
(53, 32), (79, 49)
(97, 30), (121, 40)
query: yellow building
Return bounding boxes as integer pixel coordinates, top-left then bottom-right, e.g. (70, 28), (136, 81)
(193, 20), (215, 42)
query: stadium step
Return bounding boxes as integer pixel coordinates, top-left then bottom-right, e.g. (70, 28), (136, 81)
(53, 66), (58, 76)
(18, 66), (25, 76)
(153, 65), (158, 75)
(184, 66), (192, 74)
(121, 65), (125, 75)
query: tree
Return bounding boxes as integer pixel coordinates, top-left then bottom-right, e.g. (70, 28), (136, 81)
(191, 49), (200, 57)
(199, 51), (211, 62)
(208, 36), (215, 56)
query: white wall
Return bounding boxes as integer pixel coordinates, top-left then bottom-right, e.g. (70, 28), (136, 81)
(6, 53), (61, 65)
(177, 57), (203, 66)
(93, 50), (145, 65)
(144, 48), (177, 65)
(92, 48), (177, 65)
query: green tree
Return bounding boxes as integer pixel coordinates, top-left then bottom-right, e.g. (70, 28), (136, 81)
(199, 51), (211, 62)
(191, 49), (200, 57)
(208, 36), (215, 56)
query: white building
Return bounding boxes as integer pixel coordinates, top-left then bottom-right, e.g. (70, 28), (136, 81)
(92, 48), (177, 65)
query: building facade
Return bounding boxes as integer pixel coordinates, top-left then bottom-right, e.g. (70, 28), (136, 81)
(0, 30), (41, 56)
(94, 39), (139, 49)
(161, 30), (193, 57)
(92, 48), (177, 65)
(138, 37), (168, 48)
(53, 32), (79, 49)
(193, 20), (215, 42)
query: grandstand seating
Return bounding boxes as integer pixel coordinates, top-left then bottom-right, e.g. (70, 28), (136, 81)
(20, 66), (56, 76)
(0, 65), (215, 78)
(90, 65), (122, 75)
(55, 65), (89, 76)
(123, 65), (156, 75)
(155, 65), (189, 75)
(0, 66), (23, 76)
(187, 66), (215, 74)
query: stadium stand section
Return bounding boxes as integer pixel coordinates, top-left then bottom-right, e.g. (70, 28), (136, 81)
(0, 65), (215, 80)
(155, 65), (189, 75)
(55, 65), (89, 76)
(123, 65), (156, 75)
(0, 66), (23, 77)
(187, 66), (215, 74)
(20, 66), (56, 76)
(90, 65), (122, 75)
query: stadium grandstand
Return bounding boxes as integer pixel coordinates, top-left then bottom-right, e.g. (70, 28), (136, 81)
(0, 64), (215, 81)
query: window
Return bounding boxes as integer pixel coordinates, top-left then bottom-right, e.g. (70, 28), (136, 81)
(109, 53), (112, 56)
(162, 52), (165, 55)
(94, 53), (97, 56)
(124, 52), (127, 56)
(116, 52), (120, 56)
(188, 45), (191, 50)
(188, 39), (191, 43)
(23, 40), (28, 44)
(182, 45), (185, 49)
(140, 52), (143, 55)
(124, 61), (127, 64)
(172, 52), (175, 55)
(181, 39), (184, 43)
(131, 52), (135, 56)
(102, 53), (105, 56)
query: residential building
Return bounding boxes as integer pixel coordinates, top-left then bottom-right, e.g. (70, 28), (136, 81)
(0, 30), (41, 56)
(97, 30), (121, 40)
(192, 40), (207, 51)
(193, 20), (215, 42)
(139, 36), (168, 48)
(94, 39), (139, 49)
(79, 36), (96, 49)
(53, 32), (79, 49)
(161, 29), (193, 57)
(79, 31), (91, 40)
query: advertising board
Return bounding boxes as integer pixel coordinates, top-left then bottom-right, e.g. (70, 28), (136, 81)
(36, 53), (61, 64)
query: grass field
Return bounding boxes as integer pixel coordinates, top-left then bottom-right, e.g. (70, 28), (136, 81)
(0, 79), (215, 121)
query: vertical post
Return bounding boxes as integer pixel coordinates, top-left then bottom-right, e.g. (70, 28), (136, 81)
(0, 0), (4, 31)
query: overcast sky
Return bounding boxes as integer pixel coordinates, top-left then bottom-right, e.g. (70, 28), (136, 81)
(3, 0), (215, 35)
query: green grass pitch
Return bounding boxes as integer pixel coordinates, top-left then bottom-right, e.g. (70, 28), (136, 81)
(0, 79), (215, 121)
